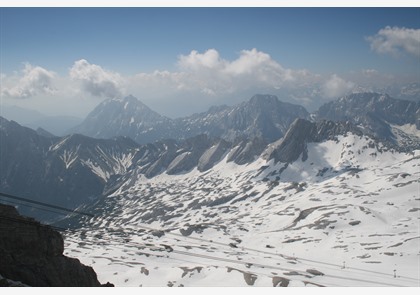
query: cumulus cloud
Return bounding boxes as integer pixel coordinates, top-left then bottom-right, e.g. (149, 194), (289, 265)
(173, 48), (316, 96)
(2, 63), (56, 98)
(178, 49), (224, 71)
(367, 26), (420, 57)
(69, 59), (123, 98)
(121, 48), (329, 116)
(225, 49), (274, 75)
(322, 74), (355, 98)
(9, 48), (408, 118)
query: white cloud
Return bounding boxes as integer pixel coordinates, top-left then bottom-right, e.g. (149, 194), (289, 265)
(322, 74), (355, 98)
(69, 59), (123, 98)
(7, 47), (417, 119)
(224, 48), (276, 75)
(367, 26), (420, 57)
(178, 49), (224, 71)
(1, 63), (56, 98)
(122, 49), (328, 116)
(173, 48), (317, 96)
(362, 69), (378, 77)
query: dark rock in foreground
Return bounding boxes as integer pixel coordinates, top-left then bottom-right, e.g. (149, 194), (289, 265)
(0, 204), (111, 287)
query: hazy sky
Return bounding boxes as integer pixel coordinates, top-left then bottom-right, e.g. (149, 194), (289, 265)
(1, 7), (419, 118)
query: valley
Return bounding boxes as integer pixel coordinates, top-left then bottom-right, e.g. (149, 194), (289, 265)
(62, 133), (420, 286)
(1, 92), (419, 286)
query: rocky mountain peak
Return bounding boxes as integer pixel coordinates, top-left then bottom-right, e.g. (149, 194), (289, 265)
(248, 94), (279, 106)
(264, 118), (363, 164)
(72, 94), (311, 144)
(71, 95), (171, 143)
(316, 92), (420, 145)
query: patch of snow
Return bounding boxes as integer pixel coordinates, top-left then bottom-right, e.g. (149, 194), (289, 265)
(59, 148), (79, 169)
(63, 135), (420, 287)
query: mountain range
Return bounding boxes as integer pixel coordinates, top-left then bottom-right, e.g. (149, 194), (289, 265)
(1, 104), (82, 136)
(0, 92), (419, 286)
(1, 93), (419, 215)
(63, 112), (419, 286)
(72, 93), (419, 149)
(72, 94), (310, 144)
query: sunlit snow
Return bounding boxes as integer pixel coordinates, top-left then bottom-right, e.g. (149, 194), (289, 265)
(63, 134), (420, 287)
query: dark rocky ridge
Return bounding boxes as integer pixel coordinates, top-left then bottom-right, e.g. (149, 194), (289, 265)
(1, 92), (418, 223)
(0, 204), (110, 286)
(264, 118), (364, 163)
(0, 117), (140, 219)
(0, 117), (266, 219)
(316, 92), (420, 140)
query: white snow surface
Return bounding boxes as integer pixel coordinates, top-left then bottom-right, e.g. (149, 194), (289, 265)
(64, 134), (420, 287)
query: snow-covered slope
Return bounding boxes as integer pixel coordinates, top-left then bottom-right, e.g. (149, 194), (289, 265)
(63, 132), (420, 287)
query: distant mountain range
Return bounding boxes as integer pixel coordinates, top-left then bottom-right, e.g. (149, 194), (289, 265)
(1, 105), (83, 136)
(72, 94), (310, 144)
(0, 92), (419, 220)
(315, 92), (419, 146)
(1, 91), (420, 286)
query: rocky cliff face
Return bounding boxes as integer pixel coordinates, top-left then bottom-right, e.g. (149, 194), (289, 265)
(0, 204), (110, 287)
(316, 92), (420, 138)
(264, 118), (363, 163)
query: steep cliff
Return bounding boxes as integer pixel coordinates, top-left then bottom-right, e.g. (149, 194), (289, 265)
(0, 204), (111, 287)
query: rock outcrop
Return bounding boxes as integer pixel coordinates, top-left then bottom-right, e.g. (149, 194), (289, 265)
(264, 118), (363, 163)
(0, 204), (110, 287)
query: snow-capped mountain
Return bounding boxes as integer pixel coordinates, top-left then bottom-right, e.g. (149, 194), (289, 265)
(62, 119), (420, 286)
(176, 94), (310, 143)
(70, 95), (174, 144)
(315, 92), (420, 149)
(1, 92), (419, 287)
(73, 94), (310, 144)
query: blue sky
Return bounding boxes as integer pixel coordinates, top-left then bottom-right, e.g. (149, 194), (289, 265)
(1, 7), (419, 117)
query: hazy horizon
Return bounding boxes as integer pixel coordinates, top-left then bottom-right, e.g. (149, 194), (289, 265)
(1, 7), (419, 118)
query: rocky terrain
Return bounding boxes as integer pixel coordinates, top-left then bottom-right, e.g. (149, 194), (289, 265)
(62, 129), (420, 286)
(0, 91), (419, 287)
(315, 92), (420, 149)
(0, 117), (139, 218)
(2, 93), (418, 221)
(0, 204), (110, 286)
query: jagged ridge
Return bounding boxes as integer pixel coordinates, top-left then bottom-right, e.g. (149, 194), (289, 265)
(73, 94), (310, 144)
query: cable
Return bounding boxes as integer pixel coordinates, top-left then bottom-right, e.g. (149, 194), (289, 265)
(64, 232), (299, 287)
(0, 215), (67, 232)
(0, 198), (78, 219)
(120, 222), (420, 282)
(63, 229), (326, 286)
(1, 192), (416, 286)
(64, 227), (411, 287)
(0, 192), (94, 217)
(59, 215), (420, 284)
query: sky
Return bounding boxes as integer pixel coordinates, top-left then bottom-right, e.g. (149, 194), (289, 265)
(1, 6), (419, 118)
